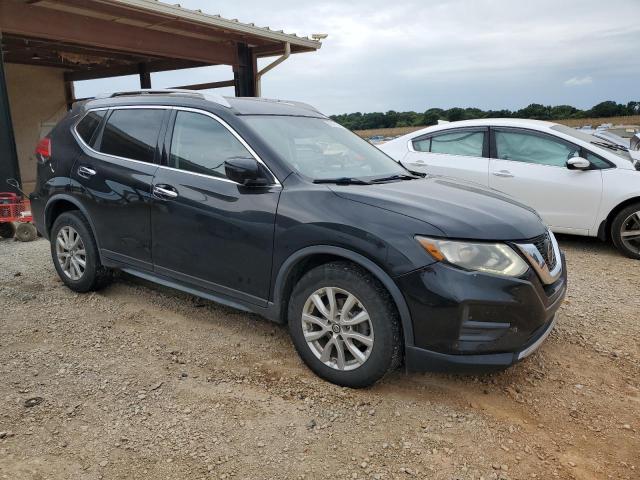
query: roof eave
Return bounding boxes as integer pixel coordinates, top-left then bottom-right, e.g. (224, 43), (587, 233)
(105, 0), (322, 51)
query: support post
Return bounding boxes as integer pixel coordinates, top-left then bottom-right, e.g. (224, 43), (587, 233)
(0, 32), (21, 193)
(233, 43), (256, 97)
(138, 62), (151, 89)
(64, 80), (75, 110)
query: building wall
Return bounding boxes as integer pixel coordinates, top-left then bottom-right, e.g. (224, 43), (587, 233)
(5, 64), (68, 193)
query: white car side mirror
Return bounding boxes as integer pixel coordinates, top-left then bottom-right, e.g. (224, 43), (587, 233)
(567, 157), (591, 170)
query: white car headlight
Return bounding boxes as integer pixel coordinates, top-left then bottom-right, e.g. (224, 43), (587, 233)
(416, 236), (529, 277)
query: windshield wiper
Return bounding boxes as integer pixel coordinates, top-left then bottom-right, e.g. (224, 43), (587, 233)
(313, 177), (372, 185)
(370, 173), (420, 183)
(591, 140), (628, 152)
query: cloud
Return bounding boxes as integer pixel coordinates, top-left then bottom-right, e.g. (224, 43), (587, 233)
(73, 0), (639, 114)
(564, 76), (594, 87)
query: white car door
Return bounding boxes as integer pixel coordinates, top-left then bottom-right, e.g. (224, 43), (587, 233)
(488, 128), (603, 234)
(402, 127), (490, 187)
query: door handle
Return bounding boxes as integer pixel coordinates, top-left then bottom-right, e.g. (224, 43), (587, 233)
(77, 166), (96, 178)
(153, 184), (178, 199)
(493, 170), (514, 178)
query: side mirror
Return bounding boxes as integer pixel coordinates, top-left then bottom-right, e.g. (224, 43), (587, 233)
(566, 157), (591, 170)
(224, 157), (270, 186)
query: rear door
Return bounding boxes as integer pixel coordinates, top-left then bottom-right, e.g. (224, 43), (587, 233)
(150, 109), (281, 305)
(488, 127), (603, 233)
(71, 107), (167, 270)
(402, 127), (489, 186)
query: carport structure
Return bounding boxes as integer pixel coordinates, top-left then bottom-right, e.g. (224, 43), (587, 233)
(0, 0), (322, 192)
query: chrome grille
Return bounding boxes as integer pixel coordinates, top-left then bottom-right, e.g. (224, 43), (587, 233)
(515, 230), (562, 285)
(532, 232), (557, 270)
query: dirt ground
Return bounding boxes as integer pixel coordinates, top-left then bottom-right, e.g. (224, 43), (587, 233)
(0, 235), (638, 480)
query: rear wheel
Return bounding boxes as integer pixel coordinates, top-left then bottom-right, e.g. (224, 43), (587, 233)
(288, 261), (401, 388)
(50, 211), (112, 292)
(0, 222), (16, 239)
(15, 223), (37, 242)
(611, 203), (640, 259)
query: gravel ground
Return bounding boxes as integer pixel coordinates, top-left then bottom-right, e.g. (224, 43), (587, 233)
(0, 235), (638, 480)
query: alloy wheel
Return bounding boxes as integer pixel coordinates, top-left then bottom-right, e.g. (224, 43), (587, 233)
(301, 287), (374, 371)
(55, 226), (87, 280)
(620, 211), (640, 254)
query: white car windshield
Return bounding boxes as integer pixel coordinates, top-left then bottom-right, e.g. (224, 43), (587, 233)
(551, 124), (632, 162)
(243, 116), (410, 182)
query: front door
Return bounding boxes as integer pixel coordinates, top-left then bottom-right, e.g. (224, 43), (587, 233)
(151, 109), (281, 305)
(71, 107), (166, 270)
(488, 128), (603, 234)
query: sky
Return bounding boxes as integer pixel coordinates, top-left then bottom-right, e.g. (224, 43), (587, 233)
(74, 0), (640, 116)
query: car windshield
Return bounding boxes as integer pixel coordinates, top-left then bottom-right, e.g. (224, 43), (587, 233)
(243, 115), (409, 181)
(551, 124), (632, 162)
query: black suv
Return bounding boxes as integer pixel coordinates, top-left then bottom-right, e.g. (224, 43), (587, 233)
(31, 90), (566, 387)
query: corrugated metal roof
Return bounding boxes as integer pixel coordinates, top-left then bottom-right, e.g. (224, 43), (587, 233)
(107, 0), (323, 50)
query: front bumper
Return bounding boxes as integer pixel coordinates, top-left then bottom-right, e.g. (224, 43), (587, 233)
(396, 253), (567, 372)
(404, 313), (557, 371)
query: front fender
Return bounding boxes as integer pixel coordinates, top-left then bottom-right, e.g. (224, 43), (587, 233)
(272, 245), (416, 348)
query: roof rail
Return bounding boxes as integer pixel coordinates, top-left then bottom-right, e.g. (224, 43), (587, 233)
(95, 89), (231, 108)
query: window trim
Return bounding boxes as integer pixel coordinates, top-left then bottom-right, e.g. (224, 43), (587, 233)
(73, 105), (281, 186)
(164, 107), (280, 186)
(408, 127), (489, 158)
(489, 126), (614, 170)
(73, 105), (168, 166)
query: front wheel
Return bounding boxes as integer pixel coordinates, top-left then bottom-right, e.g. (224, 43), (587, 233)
(611, 203), (640, 259)
(288, 261), (402, 388)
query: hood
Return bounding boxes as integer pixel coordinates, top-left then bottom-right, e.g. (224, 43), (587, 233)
(329, 176), (546, 241)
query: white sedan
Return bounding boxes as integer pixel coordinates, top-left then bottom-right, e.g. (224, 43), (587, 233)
(379, 119), (640, 258)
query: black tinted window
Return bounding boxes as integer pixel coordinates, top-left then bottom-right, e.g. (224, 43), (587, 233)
(170, 111), (253, 178)
(76, 110), (106, 146)
(99, 109), (165, 163)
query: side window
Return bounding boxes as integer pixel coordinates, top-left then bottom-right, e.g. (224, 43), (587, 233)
(429, 130), (484, 156)
(99, 109), (165, 163)
(495, 130), (578, 167)
(169, 111), (254, 179)
(76, 110), (106, 146)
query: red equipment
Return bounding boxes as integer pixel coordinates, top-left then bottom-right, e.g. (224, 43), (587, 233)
(0, 192), (37, 241)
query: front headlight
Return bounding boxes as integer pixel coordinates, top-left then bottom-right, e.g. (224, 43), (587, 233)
(416, 236), (529, 277)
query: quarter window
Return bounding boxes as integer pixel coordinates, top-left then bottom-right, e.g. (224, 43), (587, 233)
(76, 110), (106, 146)
(413, 130), (484, 157)
(169, 111), (254, 179)
(99, 109), (165, 163)
(494, 131), (578, 167)
(585, 152), (611, 169)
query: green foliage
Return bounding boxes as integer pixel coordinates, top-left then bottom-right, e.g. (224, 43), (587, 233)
(330, 101), (639, 130)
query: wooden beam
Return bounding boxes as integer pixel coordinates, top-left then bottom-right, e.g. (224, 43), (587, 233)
(0, 1), (237, 66)
(171, 80), (234, 90)
(63, 60), (205, 82)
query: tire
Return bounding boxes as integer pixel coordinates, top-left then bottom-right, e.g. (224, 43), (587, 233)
(0, 222), (16, 239)
(611, 203), (640, 259)
(50, 211), (112, 292)
(15, 223), (37, 242)
(288, 261), (402, 388)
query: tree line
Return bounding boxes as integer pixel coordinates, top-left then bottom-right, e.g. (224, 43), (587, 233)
(330, 100), (640, 131)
